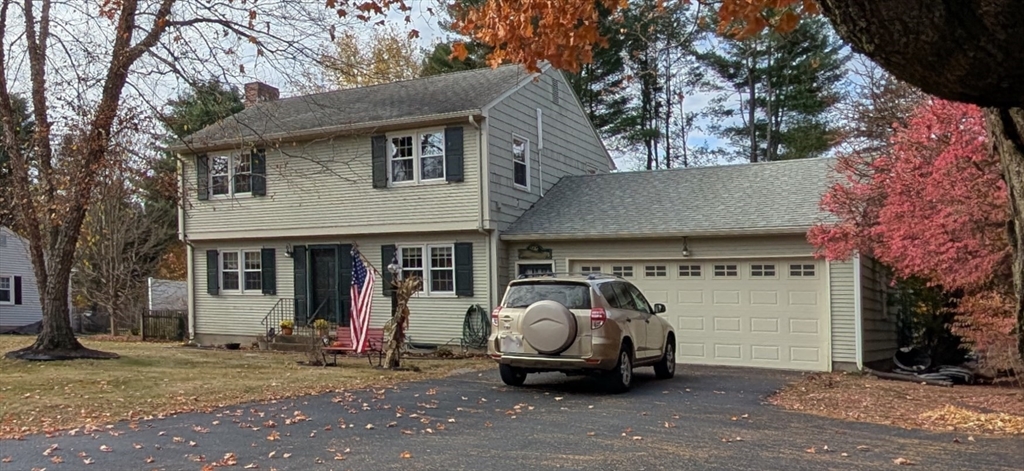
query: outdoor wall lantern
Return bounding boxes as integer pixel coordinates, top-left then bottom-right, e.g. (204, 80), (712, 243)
(284, 244), (293, 258)
(681, 237), (691, 258)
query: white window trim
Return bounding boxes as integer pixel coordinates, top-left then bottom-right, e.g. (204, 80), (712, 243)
(750, 263), (779, 279)
(387, 129), (446, 186)
(0, 274), (13, 305)
(511, 133), (531, 192)
(219, 249), (263, 295)
(712, 264), (739, 278)
(209, 152), (253, 199)
(643, 265), (668, 278)
(677, 264), (703, 279)
(398, 243), (457, 297)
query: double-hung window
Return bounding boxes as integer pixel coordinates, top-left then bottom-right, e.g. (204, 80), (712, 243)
(398, 244), (456, 295)
(221, 249), (262, 293)
(512, 135), (530, 190)
(389, 130), (445, 184)
(0, 275), (11, 304)
(210, 153), (252, 197)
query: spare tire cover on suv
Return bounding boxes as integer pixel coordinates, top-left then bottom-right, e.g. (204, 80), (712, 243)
(521, 300), (578, 355)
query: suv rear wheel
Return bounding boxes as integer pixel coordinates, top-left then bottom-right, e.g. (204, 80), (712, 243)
(606, 348), (633, 393)
(499, 364), (527, 386)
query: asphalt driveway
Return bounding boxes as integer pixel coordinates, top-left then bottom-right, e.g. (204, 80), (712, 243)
(2, 365), (1021, 471)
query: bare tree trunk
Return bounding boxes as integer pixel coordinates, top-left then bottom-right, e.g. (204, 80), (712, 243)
(747, 61), (757, 163)
(986, 107), (1024, 361)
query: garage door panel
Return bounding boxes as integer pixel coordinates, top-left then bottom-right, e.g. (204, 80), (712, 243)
(712, 290), (741, 304)
(572, 258), (829, 372)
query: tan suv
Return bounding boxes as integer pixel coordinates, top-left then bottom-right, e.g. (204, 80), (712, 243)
(488, 273), (676, 392)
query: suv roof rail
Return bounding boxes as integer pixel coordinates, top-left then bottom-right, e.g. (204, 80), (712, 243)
(515, 271), (622, 280)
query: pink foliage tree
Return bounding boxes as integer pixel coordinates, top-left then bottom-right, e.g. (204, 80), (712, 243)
(809, 99), (1017, 355)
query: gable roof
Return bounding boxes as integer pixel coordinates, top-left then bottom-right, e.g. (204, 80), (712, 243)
(502, 158), (836, 240)
(171, 65), (535, 152)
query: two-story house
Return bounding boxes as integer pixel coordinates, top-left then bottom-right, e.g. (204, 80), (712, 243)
(170, 65), (613, 347)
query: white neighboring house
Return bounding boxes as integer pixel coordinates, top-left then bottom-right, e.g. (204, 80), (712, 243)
(0, 226), (42, 328)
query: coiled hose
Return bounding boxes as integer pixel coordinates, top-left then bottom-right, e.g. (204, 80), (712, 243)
(462, 304), (491, 349)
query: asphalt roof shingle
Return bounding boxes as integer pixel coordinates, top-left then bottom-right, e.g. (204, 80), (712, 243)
(177, 65), (532, 150)
(503, 158), (836, 238)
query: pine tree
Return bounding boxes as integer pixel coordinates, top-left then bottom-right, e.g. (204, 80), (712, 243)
(564, 1), (630, 140)
(699, 15), (848, 162)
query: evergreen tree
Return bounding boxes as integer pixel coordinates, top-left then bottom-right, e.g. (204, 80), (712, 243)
(699, 15), (848, 162)
(564, 1), (630, 140)
(0, 95), (34, 228)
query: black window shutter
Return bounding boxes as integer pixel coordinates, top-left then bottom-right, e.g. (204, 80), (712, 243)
(455, 242), (473, 297)
(206, 250), (219, 295)
(337, 244), (353, 327)
(251, 149), (267, 196)
(261, 248), (276, 295)
(292, 246), (307, 322)
(445, 126), (464, 183)
(381, 245), (396, 296)
(13, 276), (22, 305)
(196, 155), (210, 201)
(371, 135), (388, 188)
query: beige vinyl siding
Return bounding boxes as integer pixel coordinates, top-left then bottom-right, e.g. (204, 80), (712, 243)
(193, 232), (491, 345)
(487, 68), (611, 230)
(0, 227), (43, 327)
(829, 261), (857, 363)
(861, 256), (897, 362)
(181, 125), (481, 240)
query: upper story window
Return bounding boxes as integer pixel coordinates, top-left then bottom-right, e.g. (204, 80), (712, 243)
(389, 130), (445, 184)
(210, 153), (251, 197)
(512, 135), (530, 190)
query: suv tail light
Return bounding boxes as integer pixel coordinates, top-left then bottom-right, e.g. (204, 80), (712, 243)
(590, 308), (606, 330)
(491, 306), (502, 326)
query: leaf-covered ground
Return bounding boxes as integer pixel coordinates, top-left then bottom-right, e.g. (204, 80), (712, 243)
(769, 372), (1024, 435)
(0, 336), (490, 439)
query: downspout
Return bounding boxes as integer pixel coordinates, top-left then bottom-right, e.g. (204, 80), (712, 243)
(178, 154), (196, 341)
(469, 115), (495, 308)
(853, 251), (864, 370)
(536, 108), (544, 196)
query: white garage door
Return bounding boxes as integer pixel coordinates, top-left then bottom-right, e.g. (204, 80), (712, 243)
(572, 259), (829, 371)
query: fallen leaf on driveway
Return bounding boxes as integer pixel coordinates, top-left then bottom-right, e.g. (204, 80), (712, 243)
(968, 436), (976, 442)
(632, 436), (643, 441)
(83, 457), (95, 465)
(50, 456), (63, 464)
(99, 445), (112, 452)
(856, 445), (871, 451)
(805, 447), (816, 454)
(953, 437), (961, 443)
(555, 397), (563, 401)
(189, 441), (197, 447)
(1, 456), (11, 463)
(282, 453), (292, 459)
(133, 443), (143, 449)
(43, 444), (59, 456)
(220, 453), (238, 466)
(841, 453), (849, 457)
(268, 451), (277, 458)
(334, 453), (346, 460)
(664, 422), (676, 428)
(267, 431), (280, 441)
(365, 424), (374, 430)
(244, 463), (259, 469)
(893, 457), (915, 465)
(587, 432), (596, 436)
(400, 451), (412, 459)
(145, 456), (155, 463)
(158, 431), (166, 436)
(173, 436), (184, 443)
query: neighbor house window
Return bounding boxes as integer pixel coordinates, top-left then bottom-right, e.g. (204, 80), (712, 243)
(389, 130), (445, 184)
(611, 265), (633, 278)
(751, 264), (776, 277)
(644, 265), (667, 278)
(713, 264), (738, 277)
(789, 264), (815, 277)
(678, 265), (701, 277)
(210, 153), (253, 197)
(221, 250), (261, 293)
(512, 135), (529, 190)
(0, 275), (11, 304)
(399, 244), (456, 295)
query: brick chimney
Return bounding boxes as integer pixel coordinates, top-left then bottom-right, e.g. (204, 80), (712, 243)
(244, 81), (279, 107)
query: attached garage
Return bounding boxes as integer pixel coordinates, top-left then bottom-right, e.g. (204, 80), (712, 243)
(570, 258), (829, 371)
(500, 158), (897, 372)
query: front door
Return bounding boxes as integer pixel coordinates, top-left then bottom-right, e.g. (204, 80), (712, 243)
(309, 247), (338, 324)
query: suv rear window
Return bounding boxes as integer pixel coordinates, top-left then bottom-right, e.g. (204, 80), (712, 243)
(503, 282), (593, 309)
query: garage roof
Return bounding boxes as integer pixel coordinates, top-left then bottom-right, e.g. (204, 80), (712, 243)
(502, 157), (836, 240)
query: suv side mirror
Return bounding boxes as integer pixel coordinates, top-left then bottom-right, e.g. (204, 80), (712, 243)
(653, 303), (666, 314)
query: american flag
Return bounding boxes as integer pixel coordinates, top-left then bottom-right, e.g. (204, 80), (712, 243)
(350, 247), (375, 353)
